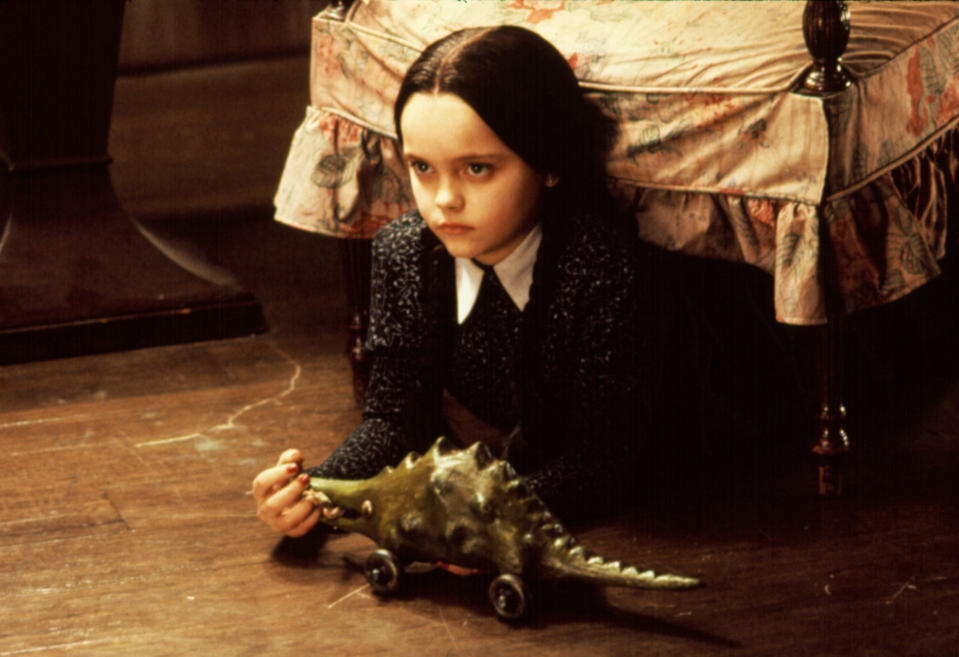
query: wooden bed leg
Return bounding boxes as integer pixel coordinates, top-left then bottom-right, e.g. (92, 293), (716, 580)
(340, 237), (372, 404)
(797, 0), (853, 496)
(811, 182), (851, 497)
(813, 314), (849, 497)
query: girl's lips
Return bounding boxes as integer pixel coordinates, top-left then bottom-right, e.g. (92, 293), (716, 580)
(436, 224), (473, 236)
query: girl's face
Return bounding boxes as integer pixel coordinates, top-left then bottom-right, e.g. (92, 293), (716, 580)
(400, 93), (547, 265)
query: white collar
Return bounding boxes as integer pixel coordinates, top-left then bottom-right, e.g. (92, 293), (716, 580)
(454, 224), (542, 324)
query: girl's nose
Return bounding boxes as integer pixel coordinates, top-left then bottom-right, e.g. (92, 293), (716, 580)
(435, 179), (463, 211)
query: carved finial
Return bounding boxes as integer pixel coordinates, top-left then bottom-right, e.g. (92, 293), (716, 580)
(322, 0), (353, 21)
(799, 0), (853, 94)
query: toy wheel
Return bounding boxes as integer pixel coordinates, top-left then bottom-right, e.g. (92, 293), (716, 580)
(488, 574), (530, 620)
(364, 549), (403, 595)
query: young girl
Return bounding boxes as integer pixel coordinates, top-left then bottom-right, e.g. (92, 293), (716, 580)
(253, 25), (667, 541)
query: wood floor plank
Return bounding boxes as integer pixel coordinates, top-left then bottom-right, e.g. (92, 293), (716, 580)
(3, 324), (958, 657)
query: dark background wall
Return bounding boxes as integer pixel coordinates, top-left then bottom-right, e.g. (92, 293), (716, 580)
(117, 0), (328, 72)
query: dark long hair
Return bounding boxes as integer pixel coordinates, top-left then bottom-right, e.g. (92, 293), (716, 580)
(393, 25), (618, 218)
(399, 27), (625, 457)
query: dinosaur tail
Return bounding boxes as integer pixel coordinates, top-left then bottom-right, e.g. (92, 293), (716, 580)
(538, 538), (701, 590)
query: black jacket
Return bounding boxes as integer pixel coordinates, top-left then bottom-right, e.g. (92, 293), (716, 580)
(311, 210), (666, 519)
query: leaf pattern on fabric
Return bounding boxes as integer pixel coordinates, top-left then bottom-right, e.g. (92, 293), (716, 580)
(777, 232), (802, 272)
(900, 233), (937, 276)
(940, 29), (959, 78)
(920, 47), (945, 98)
(311, 148), (360, 189)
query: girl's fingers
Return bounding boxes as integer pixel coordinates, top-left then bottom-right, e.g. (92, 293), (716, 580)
(268, 497), (315, 534)
(252, 452), (339, 535)
(251, 462), (300, 503)
(257, 474), (311, 525)
(276, 449), (303, 466)
(284, 505), (322, 537)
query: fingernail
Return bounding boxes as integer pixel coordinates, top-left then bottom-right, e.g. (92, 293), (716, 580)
(298, 473), (310, 486)
(286, 463), (299, 474)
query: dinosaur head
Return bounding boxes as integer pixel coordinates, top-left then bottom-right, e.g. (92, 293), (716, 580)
(302, 438), (468, 544)
(304, 475), (382, 535)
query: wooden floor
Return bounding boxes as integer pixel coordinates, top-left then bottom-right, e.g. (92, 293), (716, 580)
(2, 56), (959, 657)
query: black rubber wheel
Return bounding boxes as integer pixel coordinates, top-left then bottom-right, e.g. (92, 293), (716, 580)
(364, 549), (403, 595)
(488, 573), (531, 620)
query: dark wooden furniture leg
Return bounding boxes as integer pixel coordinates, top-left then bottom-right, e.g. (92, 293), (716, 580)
(0, 0), (266, 363)
(797, 0), (853, 496)
(813, 299), (850, 497)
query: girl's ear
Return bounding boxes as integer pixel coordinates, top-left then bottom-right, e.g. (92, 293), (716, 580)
(545, 173), (559, 188)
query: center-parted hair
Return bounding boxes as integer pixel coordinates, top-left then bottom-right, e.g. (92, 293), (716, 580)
(393, 25), (618, 216)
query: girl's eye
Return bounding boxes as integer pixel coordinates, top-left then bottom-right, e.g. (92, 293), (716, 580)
(410, 161), (432, 175)
(467, 163), (492, 176)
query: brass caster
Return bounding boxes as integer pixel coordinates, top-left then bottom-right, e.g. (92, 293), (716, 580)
(365, 549), (403, 595)
(488, 573), (531, 620)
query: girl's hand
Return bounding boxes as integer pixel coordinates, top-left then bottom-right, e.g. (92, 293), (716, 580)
(252, 449), (322, 538)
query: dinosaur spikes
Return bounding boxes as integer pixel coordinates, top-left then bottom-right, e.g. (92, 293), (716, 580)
(553, 535), (576, 550)
(542, 522), (565, 537)
(466, 441), (493, 469)
(505, 478), (530, 497)
(490, 461), (519, 486)
(522, 499), (546, 522)
(433, 436), (458, 455)
(568, 545), (588, 560)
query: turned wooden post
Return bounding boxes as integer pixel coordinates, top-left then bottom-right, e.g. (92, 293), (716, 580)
(799, 0), (852, 94)
(796, 0), (853, 496)
(323, 0), (354, 21)
(812, 222), (850, 497)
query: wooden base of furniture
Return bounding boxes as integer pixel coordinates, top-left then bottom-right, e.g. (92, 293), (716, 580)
(0, 0), (266, 364)
(0, 167), (266, 364)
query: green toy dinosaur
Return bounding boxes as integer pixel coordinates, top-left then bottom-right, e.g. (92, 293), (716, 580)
(303, 436), (700, 619)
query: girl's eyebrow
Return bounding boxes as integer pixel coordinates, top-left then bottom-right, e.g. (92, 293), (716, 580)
(458, 153), (505, 163)
(403, 151), (505, 163)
